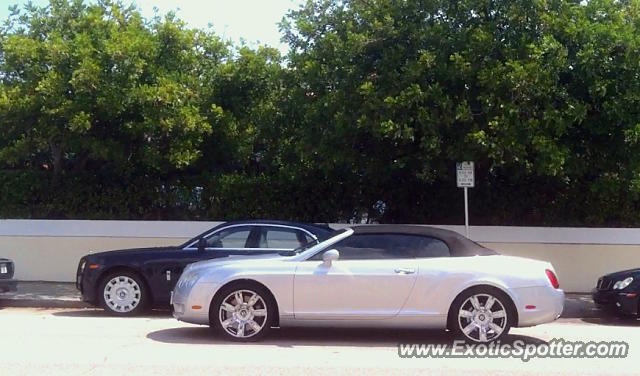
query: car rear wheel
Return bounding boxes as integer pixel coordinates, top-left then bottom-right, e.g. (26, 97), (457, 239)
(99, 271), (148, 316)
(210, 283), (275, 341)
(450, 287), (513, 343)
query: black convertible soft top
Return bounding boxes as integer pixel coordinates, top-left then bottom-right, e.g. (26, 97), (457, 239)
(349, 225), (497, 257)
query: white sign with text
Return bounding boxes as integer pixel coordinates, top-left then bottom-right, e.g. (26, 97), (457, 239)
(456, 161), (475, 188)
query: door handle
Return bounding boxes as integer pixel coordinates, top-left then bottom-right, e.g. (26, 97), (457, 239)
(394, 268), (415, 274)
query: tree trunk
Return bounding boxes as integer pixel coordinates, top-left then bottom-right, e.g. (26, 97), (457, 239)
(50, 142), (63, 183)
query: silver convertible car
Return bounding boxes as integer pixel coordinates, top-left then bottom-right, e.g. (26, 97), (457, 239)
(172, 225), (564, 343)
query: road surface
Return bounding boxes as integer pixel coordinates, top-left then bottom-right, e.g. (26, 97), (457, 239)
(0, 307), (637, 375)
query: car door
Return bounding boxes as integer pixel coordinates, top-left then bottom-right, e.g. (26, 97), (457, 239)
(293, 233), (419, 320)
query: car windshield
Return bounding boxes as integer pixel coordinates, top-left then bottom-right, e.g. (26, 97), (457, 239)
(278, 228), (347, 256)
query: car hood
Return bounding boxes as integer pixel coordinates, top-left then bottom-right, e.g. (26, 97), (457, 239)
(85, 246), (178, 258)
(186, 253), (289, 273)
(602, 268), (640, 279)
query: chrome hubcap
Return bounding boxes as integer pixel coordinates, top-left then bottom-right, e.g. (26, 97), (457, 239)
(103, 276), (141, 313)
(219, 289), (268, 338)
(458, 293), (507, 342)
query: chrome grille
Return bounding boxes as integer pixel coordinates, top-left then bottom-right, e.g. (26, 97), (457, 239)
(597, 277), (613, 290)
(0, 261), (14, 279)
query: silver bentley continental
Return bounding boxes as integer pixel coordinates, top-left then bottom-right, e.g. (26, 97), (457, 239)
(171, 225), (564, 343)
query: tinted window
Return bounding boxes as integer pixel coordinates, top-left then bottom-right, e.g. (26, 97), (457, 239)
(414, 237), (450, 258)
(206, 226), (252, 248)
(262, 228), (305, 249)
(309, 233), (450, 260)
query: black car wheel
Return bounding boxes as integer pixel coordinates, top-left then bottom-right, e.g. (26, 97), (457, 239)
(99, 271), (148, 316)
(209, 283), (275, 341)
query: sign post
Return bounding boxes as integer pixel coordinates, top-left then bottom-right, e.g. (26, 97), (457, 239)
(456, 162), (474, 238)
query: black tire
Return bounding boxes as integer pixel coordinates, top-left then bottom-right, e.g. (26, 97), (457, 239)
(98, 271), (148, 316)
(449, 286), (514, 343)
(209, 282), (276, 342)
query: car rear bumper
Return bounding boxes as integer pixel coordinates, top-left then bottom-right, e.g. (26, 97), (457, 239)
(592, 288), (639, 316)
(512, 286), (564, 327)
(0, 279), (18, 293)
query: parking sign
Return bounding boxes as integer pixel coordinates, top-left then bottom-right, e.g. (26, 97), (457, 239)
(456, 162), (475, 188)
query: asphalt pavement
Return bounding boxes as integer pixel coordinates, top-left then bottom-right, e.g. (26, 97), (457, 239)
(0, 283), (634, 375)
(0, 307), (638, 375)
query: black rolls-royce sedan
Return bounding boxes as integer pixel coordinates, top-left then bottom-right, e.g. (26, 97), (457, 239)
(592, 268), (640, 317)
(76, 220), (333, 315)
(0, 258), (17, 292)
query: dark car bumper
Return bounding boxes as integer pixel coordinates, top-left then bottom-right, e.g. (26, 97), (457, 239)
(79, 282), (98, 304)
(0, 279), (18, 293)
(592, 288), (639, 316)
(76, 259), (100, 305)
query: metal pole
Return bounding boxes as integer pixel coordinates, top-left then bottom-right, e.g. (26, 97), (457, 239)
(464, 186), (469, 238)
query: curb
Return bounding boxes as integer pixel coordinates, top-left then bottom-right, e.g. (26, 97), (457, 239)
(0, 298), (91, 309)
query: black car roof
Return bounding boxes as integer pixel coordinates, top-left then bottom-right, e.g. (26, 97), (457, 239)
(348, 225), (496, 257)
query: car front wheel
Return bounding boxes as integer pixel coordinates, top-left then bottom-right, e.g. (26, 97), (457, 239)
(210, 284), (275, 341)
(99, 271), (148, 316)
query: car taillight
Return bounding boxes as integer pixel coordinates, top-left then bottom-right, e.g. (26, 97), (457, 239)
(546, 269), (560, 289)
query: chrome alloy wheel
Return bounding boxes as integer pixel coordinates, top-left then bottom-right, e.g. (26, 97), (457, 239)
(103, 276), (142, 313)
(218, 289), (268, 339)
(458, 293), (508, 342)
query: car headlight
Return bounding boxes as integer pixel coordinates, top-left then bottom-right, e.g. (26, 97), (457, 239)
(0, 263), (7, 274)
(177, 271), (200, 291)
(613, 277), (634, 290)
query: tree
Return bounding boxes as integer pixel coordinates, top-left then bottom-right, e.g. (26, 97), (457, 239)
(0, 0), (223, 218)
(0, 0), (214, 179)
(3, 0), (640, 226)
(280, 0), (640, 225)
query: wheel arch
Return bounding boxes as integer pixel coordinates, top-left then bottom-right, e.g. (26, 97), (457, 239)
(209, 279), (280, 327)
(446, 284), (519, 330)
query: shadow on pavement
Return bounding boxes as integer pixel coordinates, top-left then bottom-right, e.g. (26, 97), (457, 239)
(52, 308), (171, 319)
(581, 316), (640, 327)
(561, 294), (604, 319)
(146, 326), (547, 347)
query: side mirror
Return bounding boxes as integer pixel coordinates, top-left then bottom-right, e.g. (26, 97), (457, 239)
(197, 238), (207, 252)
(322, 249), (340, 266)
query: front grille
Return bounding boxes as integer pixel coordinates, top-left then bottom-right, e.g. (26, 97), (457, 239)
(598, 277), (613, 290)
(76, 259), (86, 291)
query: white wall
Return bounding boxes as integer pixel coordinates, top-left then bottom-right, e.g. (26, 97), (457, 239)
(1, 220), (638, 292)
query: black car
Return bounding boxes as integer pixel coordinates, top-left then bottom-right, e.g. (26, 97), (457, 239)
(76, 220), (333, 315)
(592, 268), (639, 316)
(0, 258), (17, 293)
